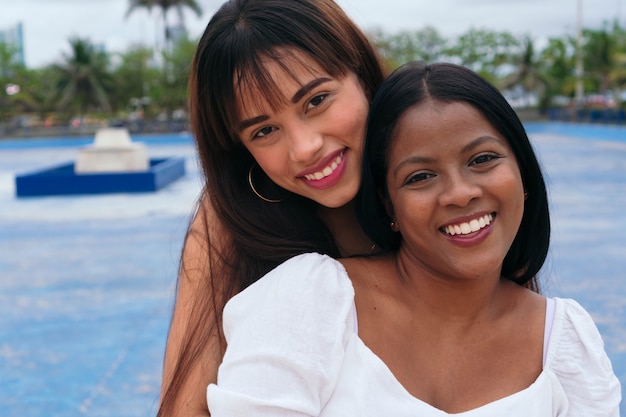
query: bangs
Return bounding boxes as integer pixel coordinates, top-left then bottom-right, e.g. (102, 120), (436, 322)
(195, 0), (383, 149)
(230, 48), (347, 139)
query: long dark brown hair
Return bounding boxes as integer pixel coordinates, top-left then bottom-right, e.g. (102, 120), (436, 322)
(158, 0), (386, 415)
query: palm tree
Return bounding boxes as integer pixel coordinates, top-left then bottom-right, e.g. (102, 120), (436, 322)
(583, 25), (616, 94)
(445, 28), (520, 83)
(54, 37), (112, 116)
(499, 36), (547, 109)
(371, 26), (448, 69)
(538, 37), (578, 107)
(125, 0), (202, 51)
(608, 24), (626, 95)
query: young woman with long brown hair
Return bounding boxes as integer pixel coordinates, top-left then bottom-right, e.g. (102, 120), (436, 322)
(157, 1), (387, 415)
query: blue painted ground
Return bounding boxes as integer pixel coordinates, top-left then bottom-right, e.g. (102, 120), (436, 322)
(1, 122), (625, 416)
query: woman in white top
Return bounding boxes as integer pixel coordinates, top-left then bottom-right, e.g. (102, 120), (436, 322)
(158, 1), (387, 415)
(207, 62), (621, 415)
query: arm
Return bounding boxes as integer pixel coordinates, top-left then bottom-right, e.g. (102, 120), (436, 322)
(159, 194), (233, 417)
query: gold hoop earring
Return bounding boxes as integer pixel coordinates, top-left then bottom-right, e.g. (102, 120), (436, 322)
(248, 163), (285, 203)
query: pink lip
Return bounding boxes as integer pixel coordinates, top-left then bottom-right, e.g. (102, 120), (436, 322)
(440, 211), (495, 248)
(298, 148), (348, 190)
(444, 225), (492, 247)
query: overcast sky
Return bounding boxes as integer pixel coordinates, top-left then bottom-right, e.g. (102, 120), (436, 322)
(1, 0), (623, 68)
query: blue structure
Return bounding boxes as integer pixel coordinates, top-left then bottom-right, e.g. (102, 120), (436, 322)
(15, 157), (186, 197)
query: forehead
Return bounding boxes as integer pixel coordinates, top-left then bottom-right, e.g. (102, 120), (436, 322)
(235, 49), (330, 119)
(389, 100), (506, 157)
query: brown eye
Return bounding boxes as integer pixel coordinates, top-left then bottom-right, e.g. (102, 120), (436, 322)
(306, 94), (328, 111)
(405, 172), (434, 185)
(470, 154), (500, 166)
(253, 126), (276, 139)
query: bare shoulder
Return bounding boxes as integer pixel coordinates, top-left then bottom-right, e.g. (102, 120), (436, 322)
(338, 254), (396, 292)
(503, 279), (546, 313)
(498, 279), (547, 354)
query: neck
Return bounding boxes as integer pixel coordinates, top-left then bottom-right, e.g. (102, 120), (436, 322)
(393, 250), (508, 324)
(318, 201), (374, 257)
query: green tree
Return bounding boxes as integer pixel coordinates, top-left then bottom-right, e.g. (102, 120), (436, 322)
(582, 24), (616, 93)
(537, 36), (578, 104)
(125, 0), (202, 50)
(0, 42), (21, 78)
(110, 45), (160, 115)
(21, 66), (60, 118)
(608, 23), (626, 95)
(499, 35), (548, 109)
(150, 36), (196, 120)
(0, 43), (31, 122)
(446, 28), (520, 82)
(371, 26), (448, 69)
(54, 37), (113, 117)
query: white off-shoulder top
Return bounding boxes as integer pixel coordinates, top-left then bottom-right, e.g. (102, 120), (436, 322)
(207, 253), (621, 416)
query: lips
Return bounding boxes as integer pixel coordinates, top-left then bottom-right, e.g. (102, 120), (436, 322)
(441, 213), (495, 236)
(303, 151), (344, 181)
(298, 149), (348, 190)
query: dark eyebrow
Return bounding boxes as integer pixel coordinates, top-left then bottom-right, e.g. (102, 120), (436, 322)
(238, 77), (333, 132)
(393, 155), (434, 177)
(291, 77), (332, 103)
(392, 136), (502, 177)
(239, 115), (269, 131)
(459, 135), (502, 154)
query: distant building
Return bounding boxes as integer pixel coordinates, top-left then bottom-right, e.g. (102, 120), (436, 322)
(0, 22), (25, 67)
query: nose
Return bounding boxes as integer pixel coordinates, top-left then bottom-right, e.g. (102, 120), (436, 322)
(287, 122), (324, 163)
(438, 172), (483, 207)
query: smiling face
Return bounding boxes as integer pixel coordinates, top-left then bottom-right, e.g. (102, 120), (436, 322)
(386, 100), (525, 282)
(235, 49), (369, 208)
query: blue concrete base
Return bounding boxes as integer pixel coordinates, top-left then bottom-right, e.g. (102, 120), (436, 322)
(15, 158), (185, 197)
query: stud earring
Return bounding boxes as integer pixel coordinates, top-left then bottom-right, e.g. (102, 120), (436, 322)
(390, 220), (399, 231)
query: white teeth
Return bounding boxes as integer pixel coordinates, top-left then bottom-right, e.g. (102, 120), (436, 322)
(304, 153), (343, 181)
(443, 214), (494, 236)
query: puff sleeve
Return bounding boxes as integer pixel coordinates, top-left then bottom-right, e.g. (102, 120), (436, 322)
(548, 298), (621, 416)
(207, 253), (355, 417)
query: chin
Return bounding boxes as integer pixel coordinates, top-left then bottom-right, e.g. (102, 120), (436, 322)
(316, 186), (358, 209)
(319, 194), (355, 209)
(318, 198), (351, 209)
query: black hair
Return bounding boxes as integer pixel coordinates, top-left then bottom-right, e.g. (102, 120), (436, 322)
(358, 62), (550, 289)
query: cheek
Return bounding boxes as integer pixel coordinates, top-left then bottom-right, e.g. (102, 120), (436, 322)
(391, 193), (430, 227)
(498, 170), (525, 223)
(248, 148), (286, 179)
(334, 96), (369, 144)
